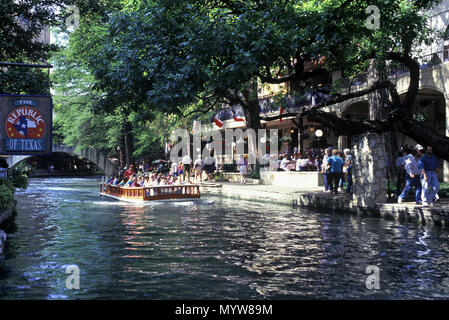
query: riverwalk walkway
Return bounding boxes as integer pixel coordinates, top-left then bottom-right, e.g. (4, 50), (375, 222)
(199, 182), (449, 226)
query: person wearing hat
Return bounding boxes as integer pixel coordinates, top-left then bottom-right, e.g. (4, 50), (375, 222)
(419, 145), (440, 206)
(142, 174), (150, 187)
(398, 145), (422, 204)
(124, 164), (136, 179)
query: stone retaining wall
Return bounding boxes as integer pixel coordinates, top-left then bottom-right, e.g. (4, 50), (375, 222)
(220, 171), (323, 188)
(259, 171), (323, 188)
(200, 184), (449, 226)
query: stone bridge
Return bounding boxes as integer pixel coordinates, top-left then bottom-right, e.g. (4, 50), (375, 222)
(6, 144), (117, 176)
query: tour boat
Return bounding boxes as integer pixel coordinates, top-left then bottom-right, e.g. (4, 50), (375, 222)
(99, 178), (201, 203)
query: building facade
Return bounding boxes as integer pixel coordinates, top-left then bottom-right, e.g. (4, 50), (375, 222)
(207, 1), (449, 182)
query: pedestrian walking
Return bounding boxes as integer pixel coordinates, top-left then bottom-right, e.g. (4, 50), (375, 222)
(237, 155), (247, 184)
(193, 155), (204, 183)
(321, 148), (331, 192)
(395, 148), (407, 196)
(327, 149), (344, 194)
(419, 146), (440, 206)
(398, 146), (422, 204)
(182, 154), (192, 183)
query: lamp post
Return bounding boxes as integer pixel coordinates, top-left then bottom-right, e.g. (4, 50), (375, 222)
(315, 129), (323, 148)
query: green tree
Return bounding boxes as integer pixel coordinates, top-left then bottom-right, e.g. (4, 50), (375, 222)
(0, 0), (73, 94)
(115, 0), (449, 160)
(57, 0), (449, 162)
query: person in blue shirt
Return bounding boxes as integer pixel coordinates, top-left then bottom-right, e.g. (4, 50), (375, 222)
(327, 149), (344, 194)
(107, 175), (115, 185)
(419, 146), (439, 206)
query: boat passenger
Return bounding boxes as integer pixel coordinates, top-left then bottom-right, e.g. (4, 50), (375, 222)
(118, 179), (127, 187)
(138, 176), (145, 187)
(124, 177), (133, 188)
(107, 176), (115, 184)
(150, 174), (157, 186)
(128, 175), (138, 187)
(159, 176), (166, 186)
(143, 175), (152, 187)
(124, 165), (135, 179)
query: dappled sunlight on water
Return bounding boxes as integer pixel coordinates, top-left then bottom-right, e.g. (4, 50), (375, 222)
(0, 177), (449, 299)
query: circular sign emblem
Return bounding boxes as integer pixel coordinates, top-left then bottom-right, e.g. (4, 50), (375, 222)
(5, 107), (45, 139)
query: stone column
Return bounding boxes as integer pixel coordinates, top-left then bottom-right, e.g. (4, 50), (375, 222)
(338, 136), (347, 151)
(351, 133), (387, 207)
(445, 97), (449, 183)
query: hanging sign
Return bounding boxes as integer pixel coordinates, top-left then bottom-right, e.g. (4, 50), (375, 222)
(0, 94), (52, 155)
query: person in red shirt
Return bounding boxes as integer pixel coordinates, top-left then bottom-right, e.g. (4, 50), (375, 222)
(124, 164), (136, 179)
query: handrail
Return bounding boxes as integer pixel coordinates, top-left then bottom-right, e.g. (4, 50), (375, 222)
(101, 184), (201, 201)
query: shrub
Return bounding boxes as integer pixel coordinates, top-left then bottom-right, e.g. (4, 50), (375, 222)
(13, 162), (33, 176)
(249, 163), (260, 179)
(12, 174), (29, 189)
(387, 179), (449, 198)
(213, 172), (229, 182)
(222, 163), (237, 172)
(0, 179), (14, 210)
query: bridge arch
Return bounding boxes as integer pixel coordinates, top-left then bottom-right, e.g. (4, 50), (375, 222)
(6, 144), (117, 176)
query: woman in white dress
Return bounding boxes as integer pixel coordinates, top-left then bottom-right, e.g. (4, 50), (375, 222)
(237, 155), (247, 184)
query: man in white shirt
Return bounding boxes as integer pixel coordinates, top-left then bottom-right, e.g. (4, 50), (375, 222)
(171, 161), (178, 178)
(398, 147), (422, 204)
(296, 157), (309, 171)
(280, 156), (290, 171)
(182, 154), (192, 182)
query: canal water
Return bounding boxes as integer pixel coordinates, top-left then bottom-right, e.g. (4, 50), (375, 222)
(1, 177), (449, 299)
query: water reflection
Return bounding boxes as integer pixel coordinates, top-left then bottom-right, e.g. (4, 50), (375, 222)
(0, 177), (448, 299)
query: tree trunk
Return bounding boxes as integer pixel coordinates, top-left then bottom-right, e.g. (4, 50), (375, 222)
(367, 59), (398, 178)
(123, 120), (135, 167)
(241, 80), (262, 170)
(242, 80), (262, 131)
(298, 116), (304, 153)
(119, 135), (125, 168)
